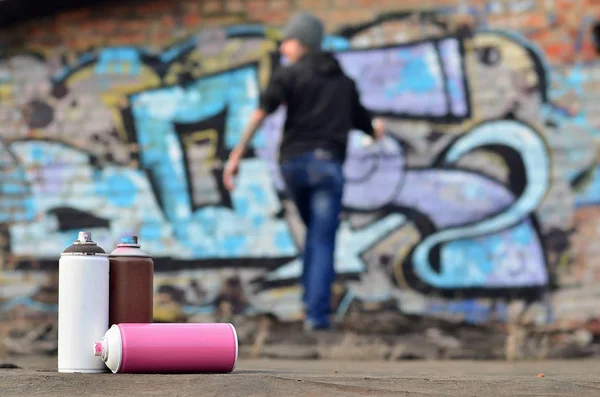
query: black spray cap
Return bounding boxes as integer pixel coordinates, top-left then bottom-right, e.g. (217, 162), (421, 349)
(62, 231), (106, 254)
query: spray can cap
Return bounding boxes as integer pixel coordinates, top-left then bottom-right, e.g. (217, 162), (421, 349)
(110, 235), (150, 257)
(62, 231), (106, 254)
(119, 236), (139, 245)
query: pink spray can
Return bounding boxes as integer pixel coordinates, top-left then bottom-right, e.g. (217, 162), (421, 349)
(93, 323), (238, 373)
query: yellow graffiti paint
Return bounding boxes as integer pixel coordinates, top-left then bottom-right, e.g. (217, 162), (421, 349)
(264, 27), (282, 41)
(0, 84), (12, 99)
(392, 228), (421, 290)
(63, 65), (160, 143)
(108, 107), (129, 144)
(163, 34), (277, 86)
(258, 43), (278, 89)
(182, 128), (219, 166)
(269, 285), (301, 298)
(164, 63), (183, 85)
(65, 65), (161, 96)
(153, 302), (185, 322)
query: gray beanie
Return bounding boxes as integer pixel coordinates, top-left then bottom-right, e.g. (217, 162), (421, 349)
(282, 11), (324, 50)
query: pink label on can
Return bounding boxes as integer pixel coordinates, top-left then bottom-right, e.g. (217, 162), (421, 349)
(118, 323), (237, 373)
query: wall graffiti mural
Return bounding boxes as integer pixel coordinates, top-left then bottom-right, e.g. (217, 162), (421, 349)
(2, 2), (600, 353)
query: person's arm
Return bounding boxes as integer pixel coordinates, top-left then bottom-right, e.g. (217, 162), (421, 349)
(351, 81), (374, 136)
(351, 81), (385, 140)
(229, 109), (267, 161)
(224, 68), (289, 190)
(229, 68), (289, 159)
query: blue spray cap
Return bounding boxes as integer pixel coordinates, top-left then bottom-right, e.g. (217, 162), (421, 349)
(120, 236), (139, 245)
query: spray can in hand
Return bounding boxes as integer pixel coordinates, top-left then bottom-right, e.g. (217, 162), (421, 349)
(93, 323), (238, 373)
(108, 236), (154, 325)
(58, 231), (109, 373)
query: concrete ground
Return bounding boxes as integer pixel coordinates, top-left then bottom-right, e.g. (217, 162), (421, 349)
(2, 356), (600, 396)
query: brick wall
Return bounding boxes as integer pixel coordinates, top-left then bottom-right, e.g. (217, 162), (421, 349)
(3, 0), (598, 62)
(2, 0), (600, 354)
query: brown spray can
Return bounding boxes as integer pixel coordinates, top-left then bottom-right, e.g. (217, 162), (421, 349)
(109, 236), (154, 325)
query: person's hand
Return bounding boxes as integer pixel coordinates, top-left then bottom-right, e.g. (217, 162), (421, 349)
(373, 118), (386, 141)
(223, 150), (242, 191)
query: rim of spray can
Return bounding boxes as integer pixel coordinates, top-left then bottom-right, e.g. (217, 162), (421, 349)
(58, 231), (109, 373)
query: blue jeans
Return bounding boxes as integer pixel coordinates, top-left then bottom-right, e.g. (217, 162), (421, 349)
(280, 150), (344, 328)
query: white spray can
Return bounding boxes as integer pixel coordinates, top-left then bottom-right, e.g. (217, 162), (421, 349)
(58, 231), (109, 373)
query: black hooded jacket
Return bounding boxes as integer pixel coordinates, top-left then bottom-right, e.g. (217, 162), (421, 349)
(259, 52), (374, 163)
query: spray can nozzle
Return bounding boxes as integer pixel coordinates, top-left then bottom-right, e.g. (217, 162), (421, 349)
(93, 339), (108, 360)
(73, 231), (96, 245)
(119, 236), (139, 246)
(93, 341), (103, 356)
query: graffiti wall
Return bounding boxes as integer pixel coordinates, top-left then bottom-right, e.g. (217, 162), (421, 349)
(2, 0), (600, 352)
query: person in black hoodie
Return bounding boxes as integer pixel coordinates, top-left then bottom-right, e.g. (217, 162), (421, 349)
(223, 11), (384, 330)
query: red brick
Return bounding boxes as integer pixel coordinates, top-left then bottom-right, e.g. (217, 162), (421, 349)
(298, 0), (326, 10)
(94, 20), (119, 34)
(80, 36), (105, 49)
(333, 0), (355, 6)
(226, 0), (245, 12)
(183, 14), (202, 28)
(27, 26), (45, 38)
(247, 0), (268, 10)
(55, 8), (90, 23)
(451, 13), (475, 27)
(161, 15), (176, 29)
(581, 42), (598, 62)
(269, 0), (290, 11)
(111, 33), (147, 46)
(327, 9), (372, 30)
(528, 29), (553, 43)
(69, 37), (101, 49)
(543, 41), (575, 60)
(487, 14), (524, 29)
(261, 11), (289, 25)
(183, 2), (201, 13)
(55, 24), (77, 38)
(247, 0), (271, 19)
(556, 0), (581, 12)
(522, 12), (548, 29)
(356, 0), (381, 6)
(136, 1), (174, 16)
(121, 20), (149, 32)
(203, 0), (223, 13)
(585, 5), (600, 18)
